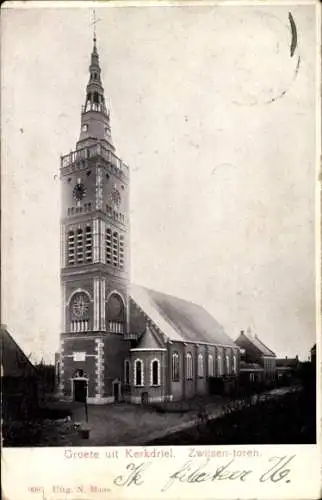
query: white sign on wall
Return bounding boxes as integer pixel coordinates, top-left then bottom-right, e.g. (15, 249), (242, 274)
(73, 352), (86, 362)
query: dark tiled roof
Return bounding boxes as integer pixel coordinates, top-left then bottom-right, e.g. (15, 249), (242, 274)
(1, 327), (37, 378)
(240, 332), (276, 357)
(131, 325), (166, 351)
(240, 361), (264, 371)
(130, 285), (236, 347)
(276, 357), (298, 367)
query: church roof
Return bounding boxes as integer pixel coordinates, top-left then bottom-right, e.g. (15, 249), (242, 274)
(130, 285), (236, 347)
(131, 325), (166, 351)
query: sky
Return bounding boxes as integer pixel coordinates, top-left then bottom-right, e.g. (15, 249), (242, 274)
(1, 2), (319, 363)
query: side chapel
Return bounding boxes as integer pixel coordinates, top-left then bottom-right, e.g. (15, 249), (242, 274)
(58, 35), (240, 404)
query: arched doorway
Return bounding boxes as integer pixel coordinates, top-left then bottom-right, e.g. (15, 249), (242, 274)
(71, 369), (88, 402)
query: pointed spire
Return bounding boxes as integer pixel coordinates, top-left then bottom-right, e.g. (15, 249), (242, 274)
(75, 15), (114, 152)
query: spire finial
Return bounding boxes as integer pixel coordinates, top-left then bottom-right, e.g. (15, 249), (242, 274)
(91, 8), (98, 46)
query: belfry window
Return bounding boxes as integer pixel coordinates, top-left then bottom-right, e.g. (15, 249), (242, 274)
(119, 235), (124, 269)
(67, 230), (75, 265)
(112, 232), (118, 267)
(76, 229), (84, 264)
(105, 228), (125, 269)
(85, 226), (92, 263)
(106, 228), (112, 264)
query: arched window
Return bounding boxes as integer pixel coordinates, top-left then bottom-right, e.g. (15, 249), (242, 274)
(124, 360), (130, 385)
(198, 354), (204, 377)
(208, 354), (214, 377)
(233, 355), (237, 374)
(151, 359), (160, 386)
(172, 352), (180, 381)
(186, 353), (193, 380)
(226, 354), (230, 375)
(134, 359), (144, 386)
(107, 293), (125, 334)
(217, 354), (223, 376)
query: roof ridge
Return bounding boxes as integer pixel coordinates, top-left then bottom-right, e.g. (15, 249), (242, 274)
(1, 327), (36, 372)
(244, 332), (275, 356)
(132, 283), (203, 309)
(254, 335), (276, 356)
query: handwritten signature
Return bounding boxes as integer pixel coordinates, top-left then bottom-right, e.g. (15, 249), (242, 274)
(112, 455), (295, 492)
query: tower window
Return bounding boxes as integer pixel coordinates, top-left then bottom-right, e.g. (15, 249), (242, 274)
(76, 228), (84, 264)
(85, 225), (92, 263)
(67, 230), (75, 265)
(106, 228), (112, 264)
(106, 293), (125, 334)
(112, 232), (118, 267)
(82, 124), (88, 132)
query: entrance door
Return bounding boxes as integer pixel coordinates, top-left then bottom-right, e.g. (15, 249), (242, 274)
(74, 379), (87, 402)
(113, 381), (121, 402)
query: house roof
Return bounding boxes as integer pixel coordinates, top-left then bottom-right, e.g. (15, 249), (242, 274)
(1, 327), (37, 378)
(250, 335), (276, 356)
(240, 361), (264, 371)
(276, 357), (298, 367)
(236, 331), (276, 357)
(130, 284), (236, 347)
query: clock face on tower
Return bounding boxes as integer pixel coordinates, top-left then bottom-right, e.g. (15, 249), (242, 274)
(71, 292), (89, 319)
(111, 187), (121, 207)
(73, 182), (87, 201)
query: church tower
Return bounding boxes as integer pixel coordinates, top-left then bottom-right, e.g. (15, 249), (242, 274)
(59, 33), (131, 403)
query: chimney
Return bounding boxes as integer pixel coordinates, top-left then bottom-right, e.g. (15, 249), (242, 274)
(241, 330), (245, 335)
